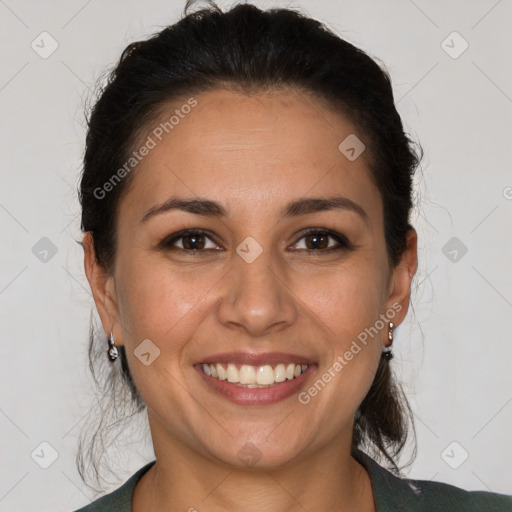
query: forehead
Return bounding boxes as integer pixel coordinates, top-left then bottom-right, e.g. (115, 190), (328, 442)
(119, 87), (381, 224)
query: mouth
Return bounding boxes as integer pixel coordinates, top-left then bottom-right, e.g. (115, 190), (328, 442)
(200, 362), (308, 386)
(194, 352), (317, 405)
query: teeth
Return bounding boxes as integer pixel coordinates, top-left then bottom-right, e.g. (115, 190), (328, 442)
(227, 363), (239, 383)
(257, 365), (274, 385)
(239, 364), (256, 384)
(274, 363), (286, 382)
(201, 362), (309, 385)
(216, 363), (227, 380)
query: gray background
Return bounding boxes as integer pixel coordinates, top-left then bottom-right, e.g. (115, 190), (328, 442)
(0, 0), (511, 510)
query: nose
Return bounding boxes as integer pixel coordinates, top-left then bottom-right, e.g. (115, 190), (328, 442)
(217, 248), (298, 337)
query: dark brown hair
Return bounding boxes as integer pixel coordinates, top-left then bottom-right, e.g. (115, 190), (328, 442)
(77, 0), (420, 492)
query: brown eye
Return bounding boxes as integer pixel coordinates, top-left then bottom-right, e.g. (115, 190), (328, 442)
(161, 230), (219, 252)
(304, 232), (330, 250)
(292, 230), (352, 253)
(181, 233), (206, 250)
(160, 228), (352, 255)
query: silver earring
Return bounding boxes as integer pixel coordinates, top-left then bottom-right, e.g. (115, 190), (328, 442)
(382, 322), (394, 361)
(107, 330), (119, 361)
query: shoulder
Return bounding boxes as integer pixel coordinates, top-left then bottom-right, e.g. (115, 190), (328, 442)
(412, 478), (512, 511)
(354, 449), (512, 512)
(70, 461), (156, 512)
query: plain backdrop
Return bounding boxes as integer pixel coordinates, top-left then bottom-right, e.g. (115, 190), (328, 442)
(0, 0), (511, 510)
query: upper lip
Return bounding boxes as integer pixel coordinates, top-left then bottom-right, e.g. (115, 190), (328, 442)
(195, 351), (316, 366)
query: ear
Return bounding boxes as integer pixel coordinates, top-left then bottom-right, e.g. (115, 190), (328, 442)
(384, 227), (418, 326)
(82, 232), (123, 347)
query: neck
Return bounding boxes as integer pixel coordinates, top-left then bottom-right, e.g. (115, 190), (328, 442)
(133, 415), (375, 512)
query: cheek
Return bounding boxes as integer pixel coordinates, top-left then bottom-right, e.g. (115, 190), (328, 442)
(112, 256), (206, 408)
(113, 252), (228, 405)
(297, 261), (385, 340)
(295, 261), (385, 398)
(296, 269), (383, 434)
(115, 251), (215, 338)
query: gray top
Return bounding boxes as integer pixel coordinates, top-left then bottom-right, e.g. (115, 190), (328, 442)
(72, 450), (512, 511)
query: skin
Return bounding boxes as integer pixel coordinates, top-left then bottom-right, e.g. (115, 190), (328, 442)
(83, 87), (417, 512)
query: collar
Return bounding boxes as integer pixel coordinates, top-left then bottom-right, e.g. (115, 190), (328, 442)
(353, 449), (422, 511)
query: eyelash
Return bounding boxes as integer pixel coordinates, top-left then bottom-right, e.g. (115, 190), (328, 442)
(159, 228), (354, 255)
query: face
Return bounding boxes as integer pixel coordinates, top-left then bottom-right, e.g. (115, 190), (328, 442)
(84, 87), (417, 470)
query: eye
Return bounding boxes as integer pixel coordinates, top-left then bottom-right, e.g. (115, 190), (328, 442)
(159, 228), (353, 254)
(291, 229), (353, 253)
(160, 229), (220, 252)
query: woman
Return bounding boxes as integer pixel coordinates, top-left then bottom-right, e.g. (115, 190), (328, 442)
(72, 1), (512, 511)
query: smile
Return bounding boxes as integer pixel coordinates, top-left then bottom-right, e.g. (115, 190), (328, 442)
(201, 362), (309, 387)
(195, 358), (315, 405)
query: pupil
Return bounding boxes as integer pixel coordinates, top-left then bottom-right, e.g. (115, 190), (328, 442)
(308, 233), (327, 250)
(185, 234), (204, 250)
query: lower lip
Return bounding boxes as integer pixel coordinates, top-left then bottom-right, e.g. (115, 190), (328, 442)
(195, 365), (316, 405)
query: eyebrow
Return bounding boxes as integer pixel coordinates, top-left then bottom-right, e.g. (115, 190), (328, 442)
(140, 195), (369, 225)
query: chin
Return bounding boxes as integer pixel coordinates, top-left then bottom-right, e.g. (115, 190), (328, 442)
(200, 433), (308, 471)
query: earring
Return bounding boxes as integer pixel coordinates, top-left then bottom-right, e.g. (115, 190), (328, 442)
(107, 330), (119, 361)
(382, 322), (394, 361)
